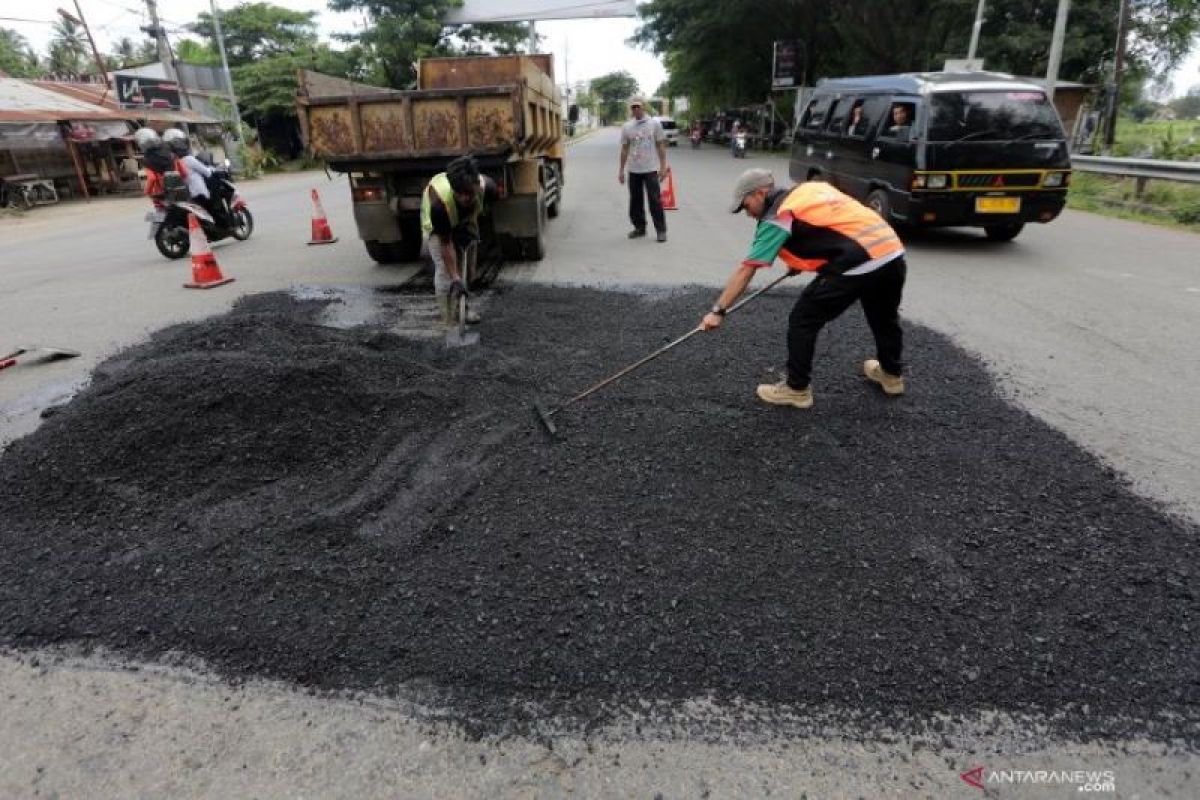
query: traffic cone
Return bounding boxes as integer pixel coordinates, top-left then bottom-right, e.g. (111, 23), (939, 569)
(184, 213), (235, 289)
(661, 168), (678, 211)
(307, 188), (338, 245)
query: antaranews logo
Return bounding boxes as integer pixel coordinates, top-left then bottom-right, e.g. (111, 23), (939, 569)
(959, 765), (1116, 793)
(960, 766), (985, 789)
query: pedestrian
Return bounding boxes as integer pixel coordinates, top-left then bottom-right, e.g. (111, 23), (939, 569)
(420, 155), (498, 327)
(700, 169), (908, 409)
(618, 96), (668, 243)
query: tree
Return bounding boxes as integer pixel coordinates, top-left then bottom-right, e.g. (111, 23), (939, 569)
(327, 0), (535, 88)
(636, 0), (1200, 112)
(108, 37), (158, 69)
(0, 27), (41, 77)
(1171, 86), (1200, 119)
(48, 18), (88, 77)
(590, 70), (639, 124)
(175, 39), (221, 67)
(188, 2), (319, 66)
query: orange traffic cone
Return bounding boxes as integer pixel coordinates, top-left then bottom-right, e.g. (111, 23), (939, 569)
(184, 213), (235, 289)
(661, 168), (678, 211)
(308, 188), (338, 245)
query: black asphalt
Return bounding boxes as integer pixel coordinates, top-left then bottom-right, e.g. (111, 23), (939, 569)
(1, 286), (1196, 741)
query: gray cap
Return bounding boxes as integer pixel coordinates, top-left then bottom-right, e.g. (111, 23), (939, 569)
(730, 168), (774, 212)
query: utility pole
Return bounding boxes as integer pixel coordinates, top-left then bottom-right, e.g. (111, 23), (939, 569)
(1103, 0), (1131, 153)
(142, 0), (176, 82)
(1044, 0), (1070, 102)
(209, 0), (243, 141)
(967, 0), (986, 61)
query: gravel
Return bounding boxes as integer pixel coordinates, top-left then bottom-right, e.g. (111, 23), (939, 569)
(1, 285), (1196, 741)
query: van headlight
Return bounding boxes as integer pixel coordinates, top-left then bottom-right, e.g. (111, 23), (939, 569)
(1043, 172), (1065, 187)
(913, 173), (949, 189)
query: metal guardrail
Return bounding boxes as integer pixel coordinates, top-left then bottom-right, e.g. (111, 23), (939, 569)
(1072, 155), (1200, 185)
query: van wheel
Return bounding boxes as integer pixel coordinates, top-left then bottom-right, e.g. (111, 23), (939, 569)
(866, 189), (893, 222)
(364, 241), (406, 264)
(984, 222), (1024, 242)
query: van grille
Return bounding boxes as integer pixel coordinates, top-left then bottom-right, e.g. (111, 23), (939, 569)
(957, 172), (1042, 189)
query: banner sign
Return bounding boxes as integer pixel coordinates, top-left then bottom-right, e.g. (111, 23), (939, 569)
(772, 40), (803, 89)
(116, 75), (182, 110)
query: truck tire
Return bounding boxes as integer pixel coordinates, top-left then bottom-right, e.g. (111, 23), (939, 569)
(984, 222), (1024, 242)
(546, 164), (561, 219)
(523, 191), (547, 261)
(866, 189), (893, 223)
(364, 241), (407, 264)
(398, 216), (423, 261)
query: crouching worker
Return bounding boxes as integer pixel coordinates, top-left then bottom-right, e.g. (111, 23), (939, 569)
(420, 155), (498, 327)
(701, 169), (908, 409)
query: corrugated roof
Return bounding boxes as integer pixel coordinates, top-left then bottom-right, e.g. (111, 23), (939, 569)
(36, 81), (220, 124)
(0, 77), (127, 122)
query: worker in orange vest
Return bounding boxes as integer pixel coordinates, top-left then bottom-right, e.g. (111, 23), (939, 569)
(701, 169), (908, 409)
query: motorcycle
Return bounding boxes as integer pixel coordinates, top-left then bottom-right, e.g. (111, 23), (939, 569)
(690, 129), (702, 149)
(732, 131), (747, 159)
(146, 165), (253, 259)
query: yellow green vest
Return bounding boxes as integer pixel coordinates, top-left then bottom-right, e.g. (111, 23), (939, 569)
(420, 172), (483, 236)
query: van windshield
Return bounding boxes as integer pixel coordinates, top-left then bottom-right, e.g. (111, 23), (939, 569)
(928, 91), (1064, 142)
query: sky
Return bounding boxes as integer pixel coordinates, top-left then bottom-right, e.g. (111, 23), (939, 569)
(3, 0), (667, 94)
(4, 0), (1198, 98)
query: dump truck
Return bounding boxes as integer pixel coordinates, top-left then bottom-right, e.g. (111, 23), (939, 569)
(296, 55), (564, 268)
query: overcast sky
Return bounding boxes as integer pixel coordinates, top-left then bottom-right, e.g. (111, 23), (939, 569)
(5, 1), (1198, 98)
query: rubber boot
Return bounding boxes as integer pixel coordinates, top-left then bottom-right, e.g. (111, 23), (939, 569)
(436, 294), (455, 327)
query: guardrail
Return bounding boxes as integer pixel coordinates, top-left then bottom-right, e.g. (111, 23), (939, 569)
(1072, 155), (1200, 194)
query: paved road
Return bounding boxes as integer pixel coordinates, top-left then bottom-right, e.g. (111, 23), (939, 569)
(1, 130), (1198, 797)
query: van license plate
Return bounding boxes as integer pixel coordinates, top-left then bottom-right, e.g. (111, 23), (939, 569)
(976, 197), (1020, 213)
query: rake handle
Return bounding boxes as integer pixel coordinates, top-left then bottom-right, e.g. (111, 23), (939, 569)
(550, 270), (795, 416)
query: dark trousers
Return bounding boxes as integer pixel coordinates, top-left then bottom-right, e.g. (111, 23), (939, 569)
(628, 171), (666, 233)
(786, 257), (906, 389)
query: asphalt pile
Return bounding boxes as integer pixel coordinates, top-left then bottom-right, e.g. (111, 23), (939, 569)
(1, 286), (1197, 741)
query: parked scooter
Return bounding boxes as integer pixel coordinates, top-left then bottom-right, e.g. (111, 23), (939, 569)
(732, 130), (747, 158)
(690, 128), (702, 149)
(146, 166), (253, 259)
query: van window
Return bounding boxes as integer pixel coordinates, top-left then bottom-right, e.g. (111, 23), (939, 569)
(928, 90), (1065, 141)
(881, 101), (917, 139)
(849, 96), (890, 138)
(800, 96), (832, 129)
(826, 99), (848, 132)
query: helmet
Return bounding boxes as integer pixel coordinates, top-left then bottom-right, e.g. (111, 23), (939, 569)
(134, 127), (161, 152)
(162, 127), (189, 155)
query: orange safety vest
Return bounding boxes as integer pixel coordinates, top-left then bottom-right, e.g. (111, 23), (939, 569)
(771, 183), (904, 274)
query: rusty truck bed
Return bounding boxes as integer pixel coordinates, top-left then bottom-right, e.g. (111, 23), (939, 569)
(297, 56), (563, 167)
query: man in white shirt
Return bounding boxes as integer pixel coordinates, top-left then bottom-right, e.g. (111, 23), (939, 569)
(618, 97), (669, 243)
(162, 128), (221, 222)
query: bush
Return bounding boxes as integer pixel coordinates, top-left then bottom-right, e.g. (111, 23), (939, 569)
(1171, 202), (1200, 225)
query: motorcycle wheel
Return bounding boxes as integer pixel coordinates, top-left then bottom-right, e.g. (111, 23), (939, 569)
(230, 207), (254, 241)
(154, 223), (190, 259)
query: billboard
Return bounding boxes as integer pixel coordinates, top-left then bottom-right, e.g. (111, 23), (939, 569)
(444, 0), (637, 23)
(115, 74), (182, 110)
(772, 40), (804, 89)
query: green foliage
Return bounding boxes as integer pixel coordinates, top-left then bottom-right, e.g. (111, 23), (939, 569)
(233, 44), (372, 118)
(636, 0), (1200, 112)
(327, 0), (536, 89)
(188, 2), (319, 66)
(108, 37), (159, 69)
(1068, 170), (1200, 231)
(0, 28), (42, 77)
(48, 19), (87, 77)
(1170, 87), (1200, 120)
(590, 71), (640, 122)
(175, 39), (220, 67)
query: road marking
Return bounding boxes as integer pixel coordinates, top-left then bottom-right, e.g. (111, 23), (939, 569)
(1187, 287), (1199, 293)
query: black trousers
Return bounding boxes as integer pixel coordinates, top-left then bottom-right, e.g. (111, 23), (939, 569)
(786, 257), (906, 389)
(628, 171), (666, 233)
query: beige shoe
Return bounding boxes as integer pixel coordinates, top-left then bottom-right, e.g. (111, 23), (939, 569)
(863, 359), (905, 395)
(756, 381), (814, 409)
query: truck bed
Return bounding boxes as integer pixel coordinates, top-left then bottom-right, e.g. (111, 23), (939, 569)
(296, 58), (563, 167)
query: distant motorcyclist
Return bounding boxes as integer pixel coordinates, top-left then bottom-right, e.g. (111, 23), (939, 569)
(162, 127), (223, 224)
